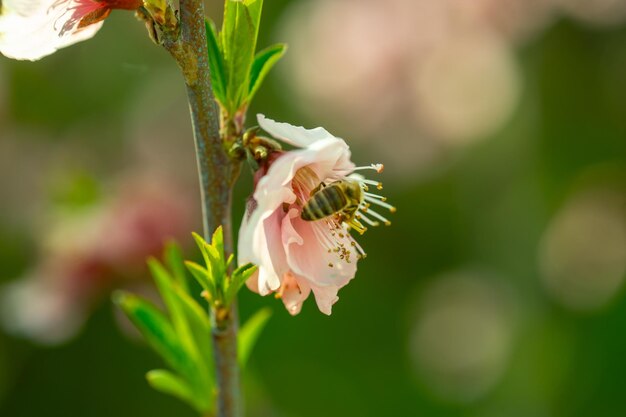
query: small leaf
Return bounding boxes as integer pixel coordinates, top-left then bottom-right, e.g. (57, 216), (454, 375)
(114, 292), (195, 379)
(146, 370), (201, 411)
(185, 261), (215, 299)
(248, 43), (286, 101)
(238, 307), (271, 368)
(170, 284), (214, 388)
(192, 231), (226, 291)
(205, 18), (227, 105)
(149, 259), (214, 389)
(165, 241), (188, 293)
(212, 226), (225, 264)
(221, 0), (264, 113)
(148, 259), (189, 343)
(192, 232), (212, 271)
(225, 263), (257, 306)
(226, 253), (235, 271)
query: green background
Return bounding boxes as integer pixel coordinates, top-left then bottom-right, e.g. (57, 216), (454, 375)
(1, 1), (626, 416)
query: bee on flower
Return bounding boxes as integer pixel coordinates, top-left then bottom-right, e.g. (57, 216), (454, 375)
(0, 0), (142, 60)
(238, 115), (395, 315)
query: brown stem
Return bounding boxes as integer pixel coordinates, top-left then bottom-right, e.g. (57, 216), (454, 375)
(161, 0), (241, 416)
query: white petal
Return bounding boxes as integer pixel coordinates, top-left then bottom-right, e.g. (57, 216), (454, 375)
(257, 114), (340, 148)
(0, 0), (103, 61)
(254, 138), (354, 205)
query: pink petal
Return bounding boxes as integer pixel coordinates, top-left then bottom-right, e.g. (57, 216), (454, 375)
(283, 209), (357, 288)
(309, 283), (343, 315)
(280, 272), (311, 315)
(239, 207), (287, 295)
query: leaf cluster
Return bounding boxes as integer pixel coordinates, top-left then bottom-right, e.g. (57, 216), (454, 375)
(114, 240), (270, 414)
(185, 227), (257, 314)
(206, 0), (287, 116)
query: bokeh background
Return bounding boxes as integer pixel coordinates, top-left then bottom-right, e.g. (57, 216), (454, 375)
(1, 0), (626, 416)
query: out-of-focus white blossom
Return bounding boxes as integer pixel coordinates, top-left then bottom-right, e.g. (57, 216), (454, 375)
(0, 0), (141, 60)
(539, 186), (626, 311)
(411, 30), (521, 146)
(409, 271), (515, 403)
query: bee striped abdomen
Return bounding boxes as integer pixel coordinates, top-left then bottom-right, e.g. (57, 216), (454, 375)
(301, 185), (348, 221)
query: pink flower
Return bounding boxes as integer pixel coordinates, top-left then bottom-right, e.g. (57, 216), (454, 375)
(238, 115), (394, 315)
(0, 0), (141, 60)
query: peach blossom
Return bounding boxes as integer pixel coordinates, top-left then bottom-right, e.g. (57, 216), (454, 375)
(238, 115), (394, 315)
(0, 0), (141, 60)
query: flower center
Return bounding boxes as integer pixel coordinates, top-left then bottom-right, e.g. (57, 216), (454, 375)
(290, 165), (396, 267)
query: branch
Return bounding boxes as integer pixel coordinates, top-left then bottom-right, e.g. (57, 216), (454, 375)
(160, 0), (242, 415)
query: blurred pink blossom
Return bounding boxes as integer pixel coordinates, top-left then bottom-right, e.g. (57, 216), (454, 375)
(1, 175), (196, 344)
(278, 0), (555, 176)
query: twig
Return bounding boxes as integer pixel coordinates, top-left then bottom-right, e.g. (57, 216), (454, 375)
(161, 0), (242, 415)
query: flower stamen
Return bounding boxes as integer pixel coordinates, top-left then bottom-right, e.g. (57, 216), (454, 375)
(364, 191), (387, 201)
(351, 163), (384, 173)
(357, 213), (380, 227)
(364, 195), (396, 213)
(360, 178), (383, 189)
(365, 209), (391, 226)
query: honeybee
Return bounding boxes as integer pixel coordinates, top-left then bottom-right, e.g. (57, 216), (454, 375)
(301, 179), (364, 228)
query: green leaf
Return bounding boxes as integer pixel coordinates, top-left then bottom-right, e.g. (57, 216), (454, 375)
(185, 261), (215, 299)
(114, 292), (194, 379)
(221, 0), (264, 113)
(226, 253), (235, 271)
(212, 226), (225, 265)
(164, 242), (188, 293)
(205, 18), (227, 105)
(238, 307), (271, 368)
(225, 263), (257, 307)
(146, 370), (200, 411)
(170, 284), (214, 387)
(245, 0), (264, 39)
(191, 232), (211, 272)
(149, 259), (213, 387)
(192, 231), (226, 293)
(148, 259), (190, 344)
(248, 43), (286, 101)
